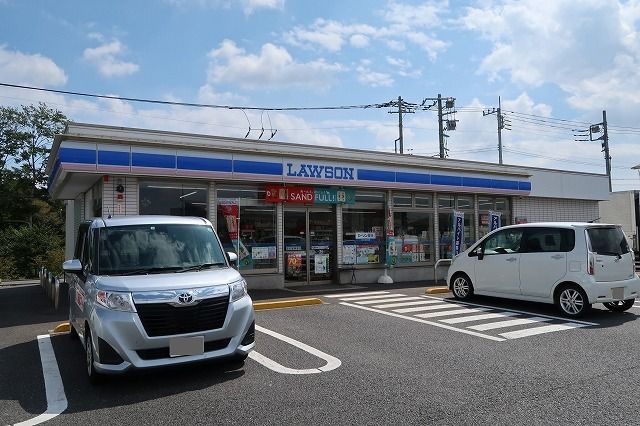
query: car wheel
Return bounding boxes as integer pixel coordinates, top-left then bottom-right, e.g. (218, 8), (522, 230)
(556, 285), (591, 318)
(451, 274), (473, 301)
(603, 299), (635, 312)
(85, 330), (102, 384)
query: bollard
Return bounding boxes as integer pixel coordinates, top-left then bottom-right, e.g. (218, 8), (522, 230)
(53, 277), (60, 310)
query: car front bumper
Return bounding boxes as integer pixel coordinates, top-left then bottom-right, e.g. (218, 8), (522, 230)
(89, 295), (255, 374)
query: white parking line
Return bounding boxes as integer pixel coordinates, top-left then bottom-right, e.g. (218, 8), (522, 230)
(393, 303), (462, 314)
(372, 300), (444, 309)
(468, 317), (552, 331)
(340, 293), (406, 302)
(340, 302), (506, 342)
(421, 295), (598, 326)
(440, 312), (520, 324)
(324, 291), (390, 298)
(499, 323), (586, 339)
(14, 335), (67, 426)
(355, 296), (423, 305)
(248, 325), (341, 375)
(414, 308), (490, 319)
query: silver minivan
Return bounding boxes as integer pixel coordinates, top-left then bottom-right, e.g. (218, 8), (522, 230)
(446, 223), (640, 317)
(63, 215), (255, 383)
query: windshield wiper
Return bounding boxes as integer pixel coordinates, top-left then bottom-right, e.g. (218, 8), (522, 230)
(119, 267), (182, 276)
(176, 262), (226, 273)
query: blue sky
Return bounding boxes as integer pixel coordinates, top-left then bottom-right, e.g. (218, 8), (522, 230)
(1, 0), (639, 190)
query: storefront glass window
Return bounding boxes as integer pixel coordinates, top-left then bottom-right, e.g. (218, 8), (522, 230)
(393, 193), (412, 207)
(139, 182), (207, 217)
(478, 196), (511, 238)
(415, 194), (432, 208)
(457, 196), (473, 210)
(342, 191), (385, 265)
(438, 194), (454, 209)
(394, 211), (434, 263)
(216, 187), (277, 271)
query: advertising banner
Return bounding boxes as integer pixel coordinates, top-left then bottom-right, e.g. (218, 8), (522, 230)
(218, 198), (239, 241)
(265, 185), (355, 204)
(453, 210), (464, 256)
(489, 210), (502, 231)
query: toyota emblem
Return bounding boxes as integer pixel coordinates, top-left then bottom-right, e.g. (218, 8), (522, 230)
(177, 292), (194, 304)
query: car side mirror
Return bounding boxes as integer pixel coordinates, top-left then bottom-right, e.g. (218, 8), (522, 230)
(227, 252), (238, 264)
(63, 259), (83, 275)
(475, 247), (484, 260)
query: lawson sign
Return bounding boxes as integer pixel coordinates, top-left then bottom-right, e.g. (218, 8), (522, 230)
(285, 161), (355, 181)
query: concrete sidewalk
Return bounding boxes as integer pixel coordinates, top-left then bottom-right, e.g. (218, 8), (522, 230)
(0, 279), (40, 287)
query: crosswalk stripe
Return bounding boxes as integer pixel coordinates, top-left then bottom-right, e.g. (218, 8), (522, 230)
(499, 323), (586, 339)
(468, 317), (551, 331)
(340, 293), (404, 302)
(415, 307), (490, 319)
(393, 303), (462, 314)
(356, 297), (423, 305)
(373, 300), (445, 309)
(324, 291), (389, 298)
(440, 312), (520, 324)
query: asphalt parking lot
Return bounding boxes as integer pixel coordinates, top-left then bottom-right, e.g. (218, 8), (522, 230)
(3, 282), (640, 425)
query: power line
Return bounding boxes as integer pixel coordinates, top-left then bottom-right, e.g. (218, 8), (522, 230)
(0, 82), (391, 111)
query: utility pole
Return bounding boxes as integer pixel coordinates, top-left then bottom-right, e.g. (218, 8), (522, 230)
(388, 96), (415, 154)
(437, 94), (444, 158)
(602, 110), (612, 192)
(573, 110), (612, 192)
(483, 96), (511, 164)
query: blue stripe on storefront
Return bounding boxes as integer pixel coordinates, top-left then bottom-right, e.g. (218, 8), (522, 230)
(178, 156), (232, 172)
(234, 160), (282, 175)
(98, 150), (130, 166)
(47, 158), (61, 189)
(462, 177), (492, 188)
(59, 147), (97, 164)
(396, 171), (430, 184)
(492, 179), (520, 190)
(132, 152), (176, 168)
(358, 169), (396, 182)
(431, 174), (463, 187)
(519, 181), (532, 191)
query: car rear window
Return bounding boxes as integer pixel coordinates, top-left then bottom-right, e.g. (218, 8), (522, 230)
(586, 226), (629, 256)
(520, 228), (575, 253)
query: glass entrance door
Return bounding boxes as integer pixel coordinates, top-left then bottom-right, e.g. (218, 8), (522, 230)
(284, 208), (335, 284)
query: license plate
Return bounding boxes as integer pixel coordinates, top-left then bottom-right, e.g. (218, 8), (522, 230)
(612, 287), (624, 300)
(169, 336), (204, 357)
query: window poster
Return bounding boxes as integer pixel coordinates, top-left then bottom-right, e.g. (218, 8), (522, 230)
(342, 244), (357, 265)
(252, 246), (276, 260)
(314, 254), (329, 274)
(287, 253), (303, 276)
(356, 244), (379, 264)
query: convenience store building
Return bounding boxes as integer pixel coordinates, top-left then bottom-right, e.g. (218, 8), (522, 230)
(47, 122), (611, 289)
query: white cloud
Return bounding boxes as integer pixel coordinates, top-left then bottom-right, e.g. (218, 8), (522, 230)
(205, 39), (345, 90)
(0, 45), (67, 86)
(461, 0), (640, 112)
(356, 64), (394, 87)
(241, 0), (284, 14)
(283, 1), (449, 60)
(350, 34), (370, 48)
(82, 37), (139, 77)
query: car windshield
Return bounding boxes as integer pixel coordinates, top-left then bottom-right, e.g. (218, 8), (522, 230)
(587, 226), (629, 256)
(98, 224), (226, 275)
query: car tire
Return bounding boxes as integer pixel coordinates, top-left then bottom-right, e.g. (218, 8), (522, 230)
(603, 299), (635, 312)
(451, 274), (474, 301)
(85, 329), (102, 384)
(556, 285), (591, 318)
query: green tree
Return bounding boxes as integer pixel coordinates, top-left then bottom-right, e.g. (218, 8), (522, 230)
(0, 103), (67, 279)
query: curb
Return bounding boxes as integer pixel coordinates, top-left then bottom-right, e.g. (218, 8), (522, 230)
(425, 287), (450, 294)
(253, 298), (323, 311)
(52, 323), (70, 333)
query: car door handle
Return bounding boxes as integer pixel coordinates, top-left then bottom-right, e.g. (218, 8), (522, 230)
(505, 257), (517, 262)
(550, 254), (564, 260)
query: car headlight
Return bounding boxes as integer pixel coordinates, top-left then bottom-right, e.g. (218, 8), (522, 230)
(229, 279), (248, 302)
(96, 290), (136, 312)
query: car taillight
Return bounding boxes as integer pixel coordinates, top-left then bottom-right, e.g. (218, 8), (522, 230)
(587, 252), (595, 276)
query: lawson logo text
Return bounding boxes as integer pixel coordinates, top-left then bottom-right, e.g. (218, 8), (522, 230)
(286, 163), (355, 180)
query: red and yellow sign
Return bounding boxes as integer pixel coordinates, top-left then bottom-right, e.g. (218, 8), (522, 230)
(265, 185), (314, 203)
